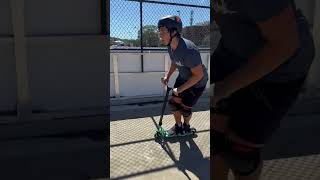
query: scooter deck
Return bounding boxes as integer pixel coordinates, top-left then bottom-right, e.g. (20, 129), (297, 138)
(154, 126), (196, 139)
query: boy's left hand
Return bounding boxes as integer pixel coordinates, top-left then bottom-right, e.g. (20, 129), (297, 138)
(173, 88), (182, 96)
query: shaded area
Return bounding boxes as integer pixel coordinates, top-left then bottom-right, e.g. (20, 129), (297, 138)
(261, 96), (320, 160)
(0, 136), (107, 180)
(251, 96), (320, 179)
(152, 116), (210, 180)
(263, 114), (320, 160)
(110, 96), (209, 121)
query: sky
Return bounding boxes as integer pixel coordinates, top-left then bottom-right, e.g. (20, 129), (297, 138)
(110, 0), (210, 40)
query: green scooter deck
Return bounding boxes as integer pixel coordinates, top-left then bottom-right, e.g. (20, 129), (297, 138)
(154, 126), (196, 139)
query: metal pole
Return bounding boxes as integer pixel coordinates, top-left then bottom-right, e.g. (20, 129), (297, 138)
(101, 0), (107, 35)
(10, 0), (32, 121)
(140, 0), (144, 72)
(311, 0), (320, 90)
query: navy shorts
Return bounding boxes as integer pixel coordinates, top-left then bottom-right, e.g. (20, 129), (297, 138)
(215, 77), (306, 144)
(172, 77), (206, 108)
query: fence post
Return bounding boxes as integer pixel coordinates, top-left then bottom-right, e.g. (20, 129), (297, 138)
(113, 55), (120, 98)
(140, 0), (144, 72)
(10, 0), (32, 121)
(207, 53), (210, 90)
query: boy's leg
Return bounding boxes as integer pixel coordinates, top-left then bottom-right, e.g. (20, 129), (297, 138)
(167, 96), (184, 134)
(211, 102), (264, 180)
(169, 96), (183, 125)
(172, 110), (182, 125)
(225, 78), (306, 180)
(183, 114), (192, 124)
(181, 104), (192, 124)
(213, 128), (264, 180)
(170, 78), (184, 125)
(212, 154), (230, 180)
(181, 86), (206, 125)
(181, 104), (192, 133)
(225, 117), (264, 180)
(232, 159), (263, 180)
(211, 112), (231, 180)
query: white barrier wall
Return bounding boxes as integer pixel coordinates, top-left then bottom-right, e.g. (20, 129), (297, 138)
(110, 50), (210, 98)
(28, 36), (107, 111)
(0, 1), (107, 120)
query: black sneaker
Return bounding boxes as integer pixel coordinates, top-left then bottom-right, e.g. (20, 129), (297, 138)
(168, 123), (183, 135)
(183, 123), (191, 134)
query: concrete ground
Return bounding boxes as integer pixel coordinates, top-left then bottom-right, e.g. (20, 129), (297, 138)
(110, 93), (320, 180)
(1, 93), (319, 180)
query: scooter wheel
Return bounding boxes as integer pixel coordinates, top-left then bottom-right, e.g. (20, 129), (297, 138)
(191, 128), (197, 134)
(154, 132), (160, 138)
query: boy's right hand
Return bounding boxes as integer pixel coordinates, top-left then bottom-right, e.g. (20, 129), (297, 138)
(161, 77), (169, 85)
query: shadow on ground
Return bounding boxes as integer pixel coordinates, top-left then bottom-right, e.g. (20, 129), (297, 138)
(110, 115), (210, 180)
(110, 97), (209, 121)
(257, 97), (320, 160)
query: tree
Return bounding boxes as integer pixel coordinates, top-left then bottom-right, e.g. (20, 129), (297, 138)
(137, 25), (160, 47)
(122, 39), (140, 47)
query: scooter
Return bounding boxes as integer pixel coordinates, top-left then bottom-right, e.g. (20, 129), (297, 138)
(154, 86), (196, 139)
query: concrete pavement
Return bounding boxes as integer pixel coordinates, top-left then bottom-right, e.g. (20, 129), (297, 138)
(110, 96), (210, 180)
(110, 94), (320, 180)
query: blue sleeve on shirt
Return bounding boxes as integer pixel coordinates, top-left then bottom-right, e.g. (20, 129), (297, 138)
(184, 49), (202, 69)
(243, 0), (290, 22)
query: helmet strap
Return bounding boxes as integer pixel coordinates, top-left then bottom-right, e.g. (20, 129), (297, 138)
(167, 29), (178, 47)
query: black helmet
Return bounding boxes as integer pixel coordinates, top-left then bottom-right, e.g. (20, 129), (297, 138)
(158, 15), (182, 34)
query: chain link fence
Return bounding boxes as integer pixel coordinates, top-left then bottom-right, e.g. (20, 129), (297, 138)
(211, 20), (222, 52)
(210, 4), (222, 53)
(110, 0), (210, 49)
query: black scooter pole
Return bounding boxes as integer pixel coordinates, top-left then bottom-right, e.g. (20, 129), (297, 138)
(159, 86), (172, 127)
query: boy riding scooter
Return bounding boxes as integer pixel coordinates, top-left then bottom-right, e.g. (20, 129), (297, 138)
(158, 15), (208, 136)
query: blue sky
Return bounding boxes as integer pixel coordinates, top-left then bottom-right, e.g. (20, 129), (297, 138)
(110, 0), (210, 39)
